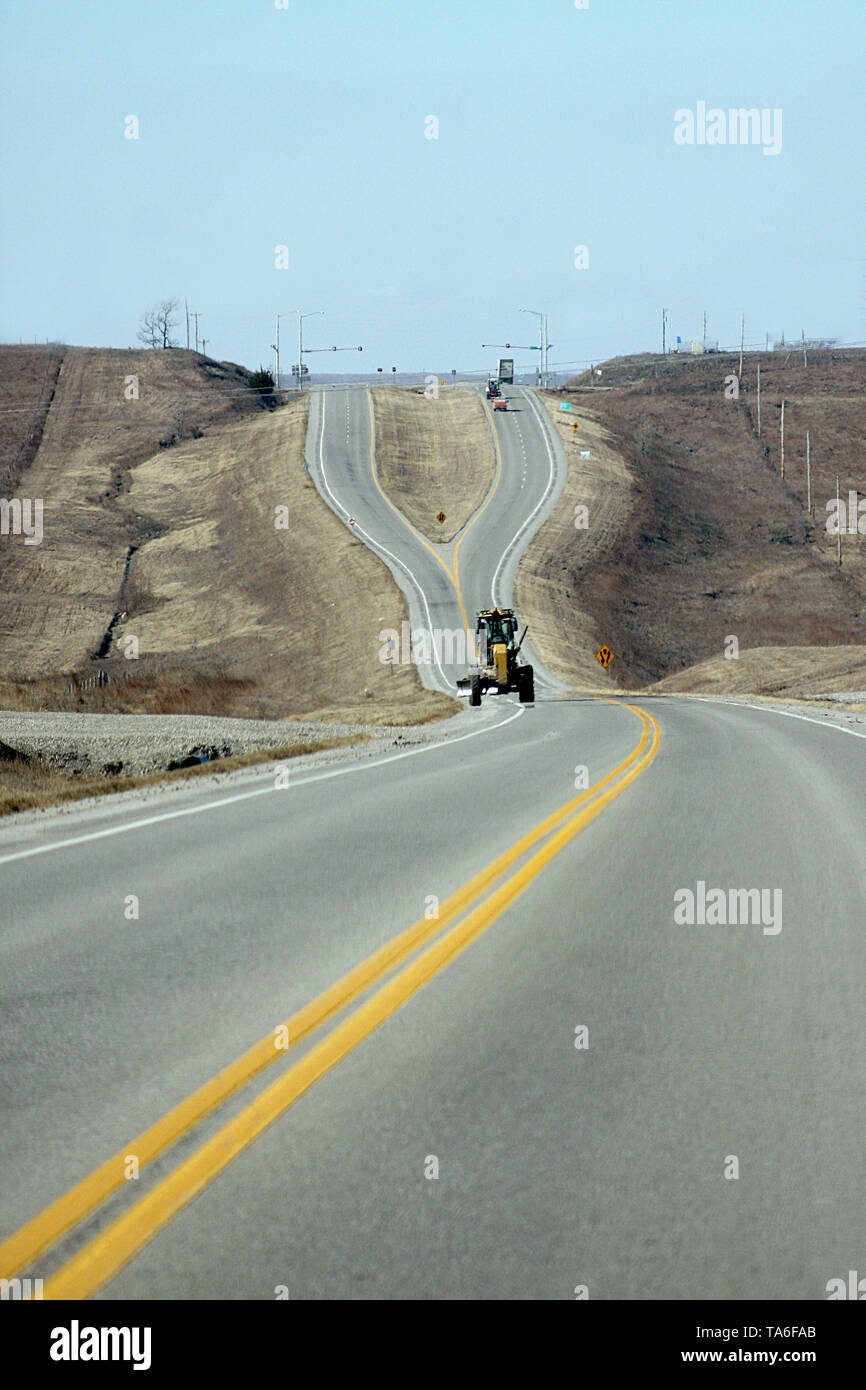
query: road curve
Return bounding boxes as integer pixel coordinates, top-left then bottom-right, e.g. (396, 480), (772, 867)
(0, 696), (862, 1298)
(0, 379), (863, 1302)
(304, 382), (572, 694)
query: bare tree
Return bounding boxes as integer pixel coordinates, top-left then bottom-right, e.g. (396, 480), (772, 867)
(137, 299), (180, 349)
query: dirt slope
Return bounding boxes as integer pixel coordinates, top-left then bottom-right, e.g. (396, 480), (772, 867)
(0, 348), (453, 722)
(0, 348), (262, 677)
(513, 410), (633, 691)
(0, 345), (65, 498)
(516, 350), (866, 694)
(653, 646), (866, 698)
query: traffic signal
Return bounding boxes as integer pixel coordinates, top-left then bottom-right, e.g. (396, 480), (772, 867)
(392, 366), (396, 372)
(378, 367), (383, 372)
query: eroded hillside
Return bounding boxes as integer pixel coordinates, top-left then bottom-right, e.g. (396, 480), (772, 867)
(516, 350), (866, 695)
(0, 348), (452, 722)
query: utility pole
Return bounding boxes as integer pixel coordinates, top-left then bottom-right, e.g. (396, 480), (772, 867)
(185, 298), (190, 350)
(757, 363), (761, 436)
(806, 430), (812, 515)
(662, 307), (667, 355)
(780, 400), (785, 479)
(739, 313), (744, 377)
(192, 312), (200, 354)
(836, 475), (842, 565)
(802, 329), (807, 368)
(702, 310), (707, 348)
(201, 338), (208, 357)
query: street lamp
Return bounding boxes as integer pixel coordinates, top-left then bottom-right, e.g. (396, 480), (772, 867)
(297, 310), (324, 391)
(521, 308), (549, 386)
(273, 312), (293, 393)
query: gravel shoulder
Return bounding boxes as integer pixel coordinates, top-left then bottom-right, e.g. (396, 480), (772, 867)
(0, 700), (501, 824)
(651, 691), (866, 734)
(0, 709), (461, 777)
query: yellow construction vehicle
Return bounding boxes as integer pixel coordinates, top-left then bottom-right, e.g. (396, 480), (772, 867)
(457, 607), (534, 706)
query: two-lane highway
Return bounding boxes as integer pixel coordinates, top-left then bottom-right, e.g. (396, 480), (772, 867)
(1, 380), (863, 1301)
(1, 695), (863, 1298)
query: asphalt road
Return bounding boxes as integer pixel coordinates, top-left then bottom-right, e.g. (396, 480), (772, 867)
(305, 382), (572, 692)
(0, 386), (863, 1301)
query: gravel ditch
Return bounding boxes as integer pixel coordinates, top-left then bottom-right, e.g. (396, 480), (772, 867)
(805, 691), (866, 704)
(0, 710), (471, 778)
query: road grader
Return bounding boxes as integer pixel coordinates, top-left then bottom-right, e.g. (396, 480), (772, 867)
(457, 607), (535, 706)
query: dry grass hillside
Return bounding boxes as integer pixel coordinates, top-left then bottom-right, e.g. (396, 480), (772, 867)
(513, 410), (632, 691)
(0, 347), (264, 678)
(516, 350), (866, 694)
(371, 385), (495, 542)
(653, 645), (866, 698)
(0, 347), (453, 722)
(0, 345), (65, 499)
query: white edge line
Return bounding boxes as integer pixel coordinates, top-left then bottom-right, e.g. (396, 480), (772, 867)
(737, 700), (866, 739)
(489, 386), (571, 694)
(490, 386), (559, 607)
(0, 704), (525, 868)
(314, 390), (454, 692)
(677, 693), (866, 739)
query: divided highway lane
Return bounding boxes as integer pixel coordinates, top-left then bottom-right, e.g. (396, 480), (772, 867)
(305, 383), (570, 693)
(455, 384), (567, 650)
(1, 698), (863, 1298)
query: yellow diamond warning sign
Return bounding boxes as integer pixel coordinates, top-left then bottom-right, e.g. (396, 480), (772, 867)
(595, 645), (615, 669)
(436, 511), (446, 524)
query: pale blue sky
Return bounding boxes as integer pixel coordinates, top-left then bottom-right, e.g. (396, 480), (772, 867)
(1, 0), (863, 373)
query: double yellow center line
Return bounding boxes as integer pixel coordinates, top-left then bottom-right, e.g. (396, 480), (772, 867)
(1, 701), (660, 1299)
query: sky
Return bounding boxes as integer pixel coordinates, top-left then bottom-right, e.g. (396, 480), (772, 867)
(1, 0), (864, 375)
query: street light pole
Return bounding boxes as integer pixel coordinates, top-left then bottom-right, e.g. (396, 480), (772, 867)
(521, 308), (545, 386)
(274, 313), (292, 393)
(297, 310), (324, 392)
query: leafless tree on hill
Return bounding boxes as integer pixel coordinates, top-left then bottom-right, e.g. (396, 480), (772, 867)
(137, 299), (180, 349)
